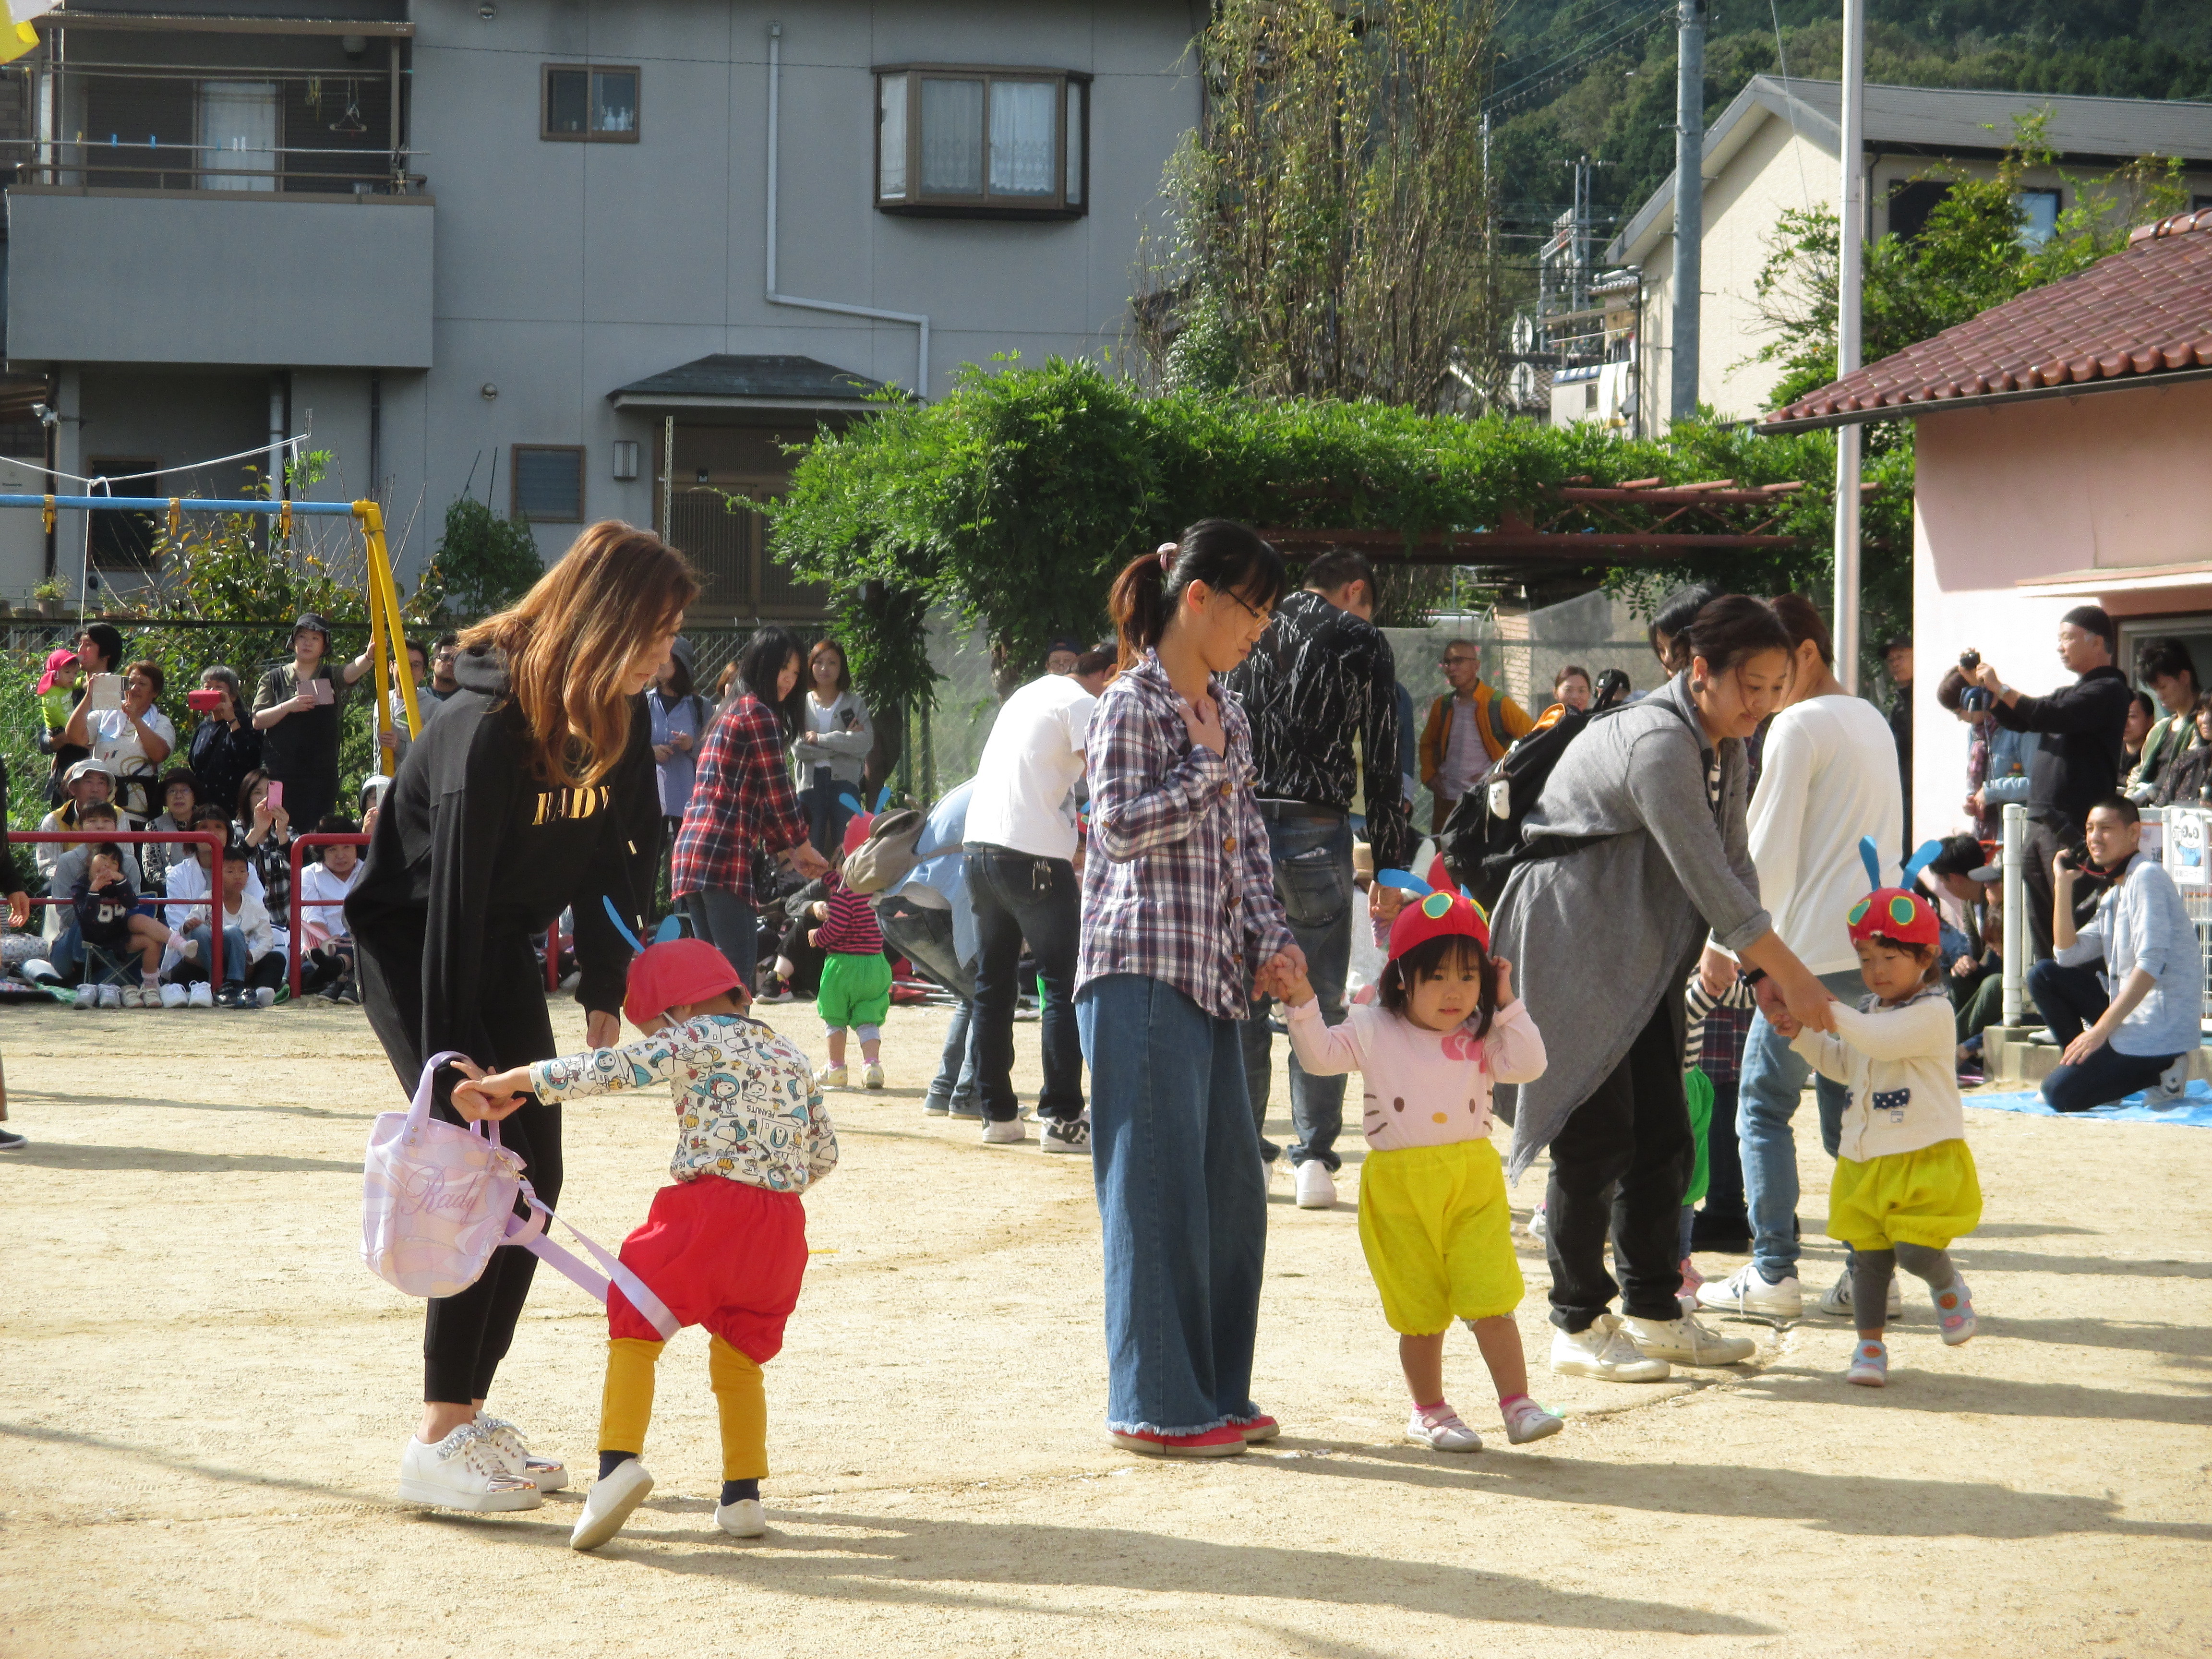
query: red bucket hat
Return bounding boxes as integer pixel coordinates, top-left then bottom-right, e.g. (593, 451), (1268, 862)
(623, 938), (745, 1028)
(1846, 835), (1943, 950)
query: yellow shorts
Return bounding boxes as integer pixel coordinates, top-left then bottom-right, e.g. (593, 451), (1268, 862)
(1357, 1139), (1524, 1334)
(1827, 1139), (1982, 1251)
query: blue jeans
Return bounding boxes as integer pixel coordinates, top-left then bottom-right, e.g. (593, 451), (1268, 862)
(183, 923), (251, 985)
(1240, 809), (1354, 1169)
(683, 887), (759, 991)
(1738, 968), (1867, 1283)
(798, 769), (856, 859)
(968, 846), (1083, 1124)
(877, 898), (978, 1113)
(1079, 974), (1266, 1438)
(2028, 957), (2184, 1112)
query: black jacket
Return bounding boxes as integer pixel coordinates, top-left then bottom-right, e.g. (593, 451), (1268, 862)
(1988, 663), (2130, 829)
(347, 646), (655, 1070)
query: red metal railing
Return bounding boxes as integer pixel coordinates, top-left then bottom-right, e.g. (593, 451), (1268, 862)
(10, 829), (230, 987)
(286, 831), (371, 998)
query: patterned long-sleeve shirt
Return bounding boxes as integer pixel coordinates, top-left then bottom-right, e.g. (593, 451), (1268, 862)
(529, 1012), (838, 1192)
(1223, 589), (1413, 871)
(670, 693), (810, 906)
(1078, 650), (1294, 1021)
(814, 871), (883, 954)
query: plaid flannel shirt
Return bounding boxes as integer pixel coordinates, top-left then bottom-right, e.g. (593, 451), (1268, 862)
(670, 693), (808, 906)
(1078, 651), (1294, 1021)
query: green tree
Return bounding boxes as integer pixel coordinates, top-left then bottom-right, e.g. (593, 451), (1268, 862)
(417, 495), (544, 620)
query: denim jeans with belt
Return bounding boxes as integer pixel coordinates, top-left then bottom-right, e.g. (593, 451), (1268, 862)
(878, 897), (979, 1114)
(1239, 807), (1354, 1169)
(968, 844), (1083, 1124)
(1079, 973), (1266, 1437)
(1737, 967), (1869, 1283)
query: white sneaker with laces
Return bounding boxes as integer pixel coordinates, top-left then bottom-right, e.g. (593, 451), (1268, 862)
(716, 1497), (768, 1538)
(99, 984), (123, 1009)
(397, 1423), (542, 1512)
(1623, 1311), (1756, 1367)
(1040, 1114), (1091, 1154)
(1696, 1263), (1803, 1319)
(71, 985), (97, 1010)
(158, 983), (189, 1009)
(1293, 1161), (1337, 1210)
(476, 1414), (568, 1491)
(863, 1062), (885, 1090)
(2146, 1057), (2191, 1105)
(981, 1116), (1025, 1144)
(187, 981), (215, 1009)
(570, 1457), (653, 1551)
(1814, 1264), (1901, 1320)
(1550, 1313), (1671, 1382)
(1405, 1404), (1483, 1452)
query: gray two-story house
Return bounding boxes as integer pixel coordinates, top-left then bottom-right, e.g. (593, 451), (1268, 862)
(0, 0), (1200, 619)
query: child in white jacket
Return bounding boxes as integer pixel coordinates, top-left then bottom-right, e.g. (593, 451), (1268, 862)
(1773, 842), (1981, 1387)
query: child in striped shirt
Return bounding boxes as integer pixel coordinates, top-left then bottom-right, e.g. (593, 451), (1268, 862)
(808, 812), (889, 1089)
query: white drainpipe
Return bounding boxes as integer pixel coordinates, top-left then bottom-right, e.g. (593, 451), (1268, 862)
(765, 22), (931, 397)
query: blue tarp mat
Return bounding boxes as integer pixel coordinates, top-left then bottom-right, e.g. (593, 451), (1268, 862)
(1968, 1077), (2212, 1127)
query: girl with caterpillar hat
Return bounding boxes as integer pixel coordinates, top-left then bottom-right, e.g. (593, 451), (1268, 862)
(1277, 876), (1564, 1452)
(1769, 838), (1982, 1387)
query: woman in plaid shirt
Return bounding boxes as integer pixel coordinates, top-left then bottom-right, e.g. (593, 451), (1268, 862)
(671, 628), (831, 988)
(1078, 520), (1308, 1459)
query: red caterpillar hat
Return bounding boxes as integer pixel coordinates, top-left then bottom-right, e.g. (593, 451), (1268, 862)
(1375, 867), (1491, 957)
(623, 938), (745, 1028)
(842, 810), (876, 855)
(1846, 835), (1942, 949)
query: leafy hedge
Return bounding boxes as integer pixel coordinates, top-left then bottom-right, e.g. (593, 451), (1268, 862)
(769, 359), (1906, 710)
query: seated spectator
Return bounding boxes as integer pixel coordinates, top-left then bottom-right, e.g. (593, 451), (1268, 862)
(35, 759), (118, 888)
(2030, 797), (2199, 1111)
(299, 815), (364, 1002)
(2154, 693), (2212, 808)
(1936, 667), (2036, 841)
(2122, 691), (2155, 774)
(174, 843), (285, 1009)
(1922, 835), (1999, 1011)
(236, 769), (296, 949)
(72, 843), (184, 1007)
(2126, 639), (2199, 803)
(141, 769), (203, 896)
(44, 801), (144, 975)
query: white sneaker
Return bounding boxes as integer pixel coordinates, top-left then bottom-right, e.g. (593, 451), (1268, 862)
(2146, 1057), (2191, 1105)
(716, 1497), (767, 1538)
(99, 984), (123, 1009)
(821, 1064), (848, 1090)
(1696, 1263), (1803, 1320)
(254, 986), (276, 1008)
(1814, 1264), (1902, 1320)
(476, 1414), (568, 1490)
(72, 985), (97, 1010)
(157, 983), (189, 1009)
(1406, 1403), (1483, 1452)
(1294, 1161), (1337, 1210)
(1551, 1313), (1671, 1382)
(570, 1457), (653, 1551)
(118, 985), (143, 1008)
(187, 981), (215, 1009)
(981, 1116), (1024, 1144)
(863, 1062), (885, 1090)
(1622, 1311), (1756, 1367)
(396, 1424), (542, 1512)
(1040, 1114), (1091, 1154)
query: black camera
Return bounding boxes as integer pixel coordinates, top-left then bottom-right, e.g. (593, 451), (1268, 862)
(1959, 649), (1981, 673)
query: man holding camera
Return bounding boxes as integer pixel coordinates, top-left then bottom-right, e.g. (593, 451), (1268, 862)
(1971, 606), (2133, 961)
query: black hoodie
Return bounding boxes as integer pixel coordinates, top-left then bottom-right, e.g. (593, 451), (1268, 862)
(347, 644), (654, 1071)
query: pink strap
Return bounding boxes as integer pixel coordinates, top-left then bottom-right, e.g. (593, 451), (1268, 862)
(502, 1186), (680, 1341)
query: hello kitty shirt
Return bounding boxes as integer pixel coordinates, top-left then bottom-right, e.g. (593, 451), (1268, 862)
(1286, 998), (1548, 1152)
(527, 1013), (838, 1193)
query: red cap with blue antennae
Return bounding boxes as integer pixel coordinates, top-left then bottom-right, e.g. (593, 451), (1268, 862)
(1372, 867), (1491, 958)
(1846, 834), (1942, 949)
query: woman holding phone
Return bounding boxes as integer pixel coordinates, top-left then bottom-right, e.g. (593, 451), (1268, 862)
(349, 521), (696, 1514)
(252, 613), (375, 836)
(62, 657), (174, 827)
(187, 666), (261, 824)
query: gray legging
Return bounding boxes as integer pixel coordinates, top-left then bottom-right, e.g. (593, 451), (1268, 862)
(683, 886), (758, 991)
(1851, 1242), (1959, 1337)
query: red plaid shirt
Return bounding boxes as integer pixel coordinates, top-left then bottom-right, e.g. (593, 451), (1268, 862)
(670, 693), (809, 905)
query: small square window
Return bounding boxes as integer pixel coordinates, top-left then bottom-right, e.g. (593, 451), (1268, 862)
(542, 65), (640, 143)
(875, 65), (1088, 218)
(512, 445), (585, 522)
(2016, 188), (2061, 248)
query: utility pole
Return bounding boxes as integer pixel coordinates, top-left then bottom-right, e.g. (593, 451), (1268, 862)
(1834, 0), (1865, 694)
(1668, 0), (1706, 426)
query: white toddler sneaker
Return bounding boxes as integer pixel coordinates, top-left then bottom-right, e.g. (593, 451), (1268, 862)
(571, 1458), (654, 1551)
(716, 1497), (768, 1538)
(397, 1423), (542, 1512)
(1405, 1403), (1482, 1452)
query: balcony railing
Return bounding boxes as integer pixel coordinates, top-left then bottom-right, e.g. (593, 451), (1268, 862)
(6, 136), (422, 194)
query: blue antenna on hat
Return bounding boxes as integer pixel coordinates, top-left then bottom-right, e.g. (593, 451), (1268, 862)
(601, 896), (644, 954)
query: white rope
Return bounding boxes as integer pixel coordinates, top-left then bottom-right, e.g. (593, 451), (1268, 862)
(39, 434), (307, 489)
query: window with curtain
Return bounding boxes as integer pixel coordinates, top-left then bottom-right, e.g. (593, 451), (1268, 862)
(542, 65), (641, 142)
(875, 66), (1089, 217)
(199, 82), (278, 192)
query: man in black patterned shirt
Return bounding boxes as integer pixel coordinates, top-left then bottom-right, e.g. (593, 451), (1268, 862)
(1226, 549), (1414, 1210)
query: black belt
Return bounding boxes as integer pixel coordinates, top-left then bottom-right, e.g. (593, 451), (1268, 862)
(1254, 799), (1346, 822)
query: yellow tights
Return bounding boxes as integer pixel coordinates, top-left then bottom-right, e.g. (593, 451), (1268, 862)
(597, 1334), (767, 1481)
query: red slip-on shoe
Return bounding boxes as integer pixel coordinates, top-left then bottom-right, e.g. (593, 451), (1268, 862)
(1108, 1424), (1249, 1458)
(1235, 1414), (1280, 1443)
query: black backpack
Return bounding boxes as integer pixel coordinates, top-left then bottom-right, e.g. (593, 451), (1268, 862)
(1439, 695), (1697, 911)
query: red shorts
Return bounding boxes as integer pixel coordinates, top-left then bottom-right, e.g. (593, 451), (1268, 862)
(606, 1178), (809, 1364)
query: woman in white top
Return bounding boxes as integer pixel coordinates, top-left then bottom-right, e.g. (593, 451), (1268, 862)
(792, 638), (873, 857)
(62, 657), (175, 827)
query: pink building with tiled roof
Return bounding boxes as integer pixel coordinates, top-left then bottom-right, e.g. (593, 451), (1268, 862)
(1764, 210), (2212, 847)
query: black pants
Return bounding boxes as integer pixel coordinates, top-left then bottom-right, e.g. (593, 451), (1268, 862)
(1547, 997), (1695, 1332)
(2021, 817), (2091, 963)
(2027, 957), (2183, 1113)
(359, 921), (561, 1404)
(967, 845), (1084, 1124)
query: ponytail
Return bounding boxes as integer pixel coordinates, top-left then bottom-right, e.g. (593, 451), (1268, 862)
(1107, 518), (1286, 668)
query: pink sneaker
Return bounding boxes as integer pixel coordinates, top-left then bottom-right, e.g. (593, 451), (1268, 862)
(1109, 1424), (1248, 1458)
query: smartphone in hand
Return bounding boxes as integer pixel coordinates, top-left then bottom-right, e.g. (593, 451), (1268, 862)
(312, 679), (335, 706)
(265, 781), (284, 812)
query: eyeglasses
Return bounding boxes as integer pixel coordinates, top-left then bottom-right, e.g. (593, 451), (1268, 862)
(1219, 587), (1273, 627)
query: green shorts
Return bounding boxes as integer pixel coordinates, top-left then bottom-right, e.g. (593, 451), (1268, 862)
(817, 950), (892, 1030)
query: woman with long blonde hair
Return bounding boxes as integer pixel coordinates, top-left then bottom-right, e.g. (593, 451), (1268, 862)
(350, 520), (697, 1514)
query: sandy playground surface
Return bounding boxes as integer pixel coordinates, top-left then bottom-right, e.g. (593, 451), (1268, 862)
(2, 993), (2208, 1659)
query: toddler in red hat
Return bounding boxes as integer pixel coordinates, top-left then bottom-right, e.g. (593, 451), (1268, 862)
(1270, 875), (1563, 1453)
(1768, 838), (1981, 1388)
(454, 936), (836, 1550)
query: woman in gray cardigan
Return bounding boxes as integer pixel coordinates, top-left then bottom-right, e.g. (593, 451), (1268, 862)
(1491, 596), (1836, 1384)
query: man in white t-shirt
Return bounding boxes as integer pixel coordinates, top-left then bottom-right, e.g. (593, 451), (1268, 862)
(1698, 600), (1903, 1322)
(962, 648), (1113, 1153)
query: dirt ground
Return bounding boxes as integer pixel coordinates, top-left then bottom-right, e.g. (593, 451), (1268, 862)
(2, 992), (2208, 1659)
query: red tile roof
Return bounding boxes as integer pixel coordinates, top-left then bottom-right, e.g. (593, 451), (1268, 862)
(1763, 208), (2212, 430)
